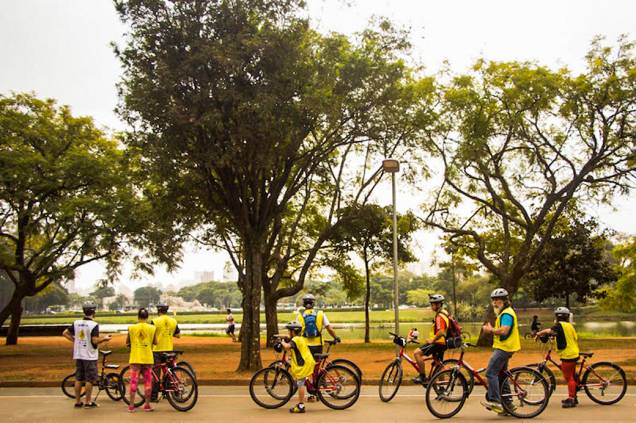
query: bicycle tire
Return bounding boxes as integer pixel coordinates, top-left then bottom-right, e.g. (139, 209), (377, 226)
(330, 358), (363, 382)
(61, 374), (85, 399)
(105, 373), (123, 401)
(165, 366), (198, 411)
(502, 366), (549, 419)
(249, 366), (294, 409)
(527, 362), (556, 396)
(316, 364), (361, 410)
(425, 368), (468, 419)
(176, 361), (197, 380)
(442, 359), (474, 396)
(582, 362), (627, 405)
(379, 360), (403, 402)
(119, 365), (146, 407)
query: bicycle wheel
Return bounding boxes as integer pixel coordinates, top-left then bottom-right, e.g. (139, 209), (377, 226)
(249, 366), (294, 409)
(316, 364), (361, 410)
(442, 359), (474, 395)
(330, 358), (363, 382)
(582, 362), (627, 405)
(61, 374), (85, 399)
(379, 360), (403, 402)
(105, 373), (123, 401)
(502, 367), (549, 419)
(176, 361), (197, 380)
(425, 368), (468, 419)
(119, 365), (146, 407)
(527, 362), (556, 396)
(165, 366), (198, 411)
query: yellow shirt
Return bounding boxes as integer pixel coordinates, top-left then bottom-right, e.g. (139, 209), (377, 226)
(429, 310), (450, 345)
(128, 322), (156, 364)
(289, 335), (316, 380)
(556, 321), (579, 360)
(298, 310), (325, 347)
(152, 314), (178, 351)
(493, 306), (521, 353)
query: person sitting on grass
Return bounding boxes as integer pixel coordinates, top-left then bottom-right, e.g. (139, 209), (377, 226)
(62, 303), (111, 409)
(413, 294), (448, 384)
(279, 322), (316, 414)
(535, 307), (580, 408)
(126, 307), (158, 413)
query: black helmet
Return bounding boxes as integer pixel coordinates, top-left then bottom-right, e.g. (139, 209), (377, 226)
(285, 321), (303, 334)
(429, 294), (445, 304)
(157, 303), (169, 313)
(82, 303), (97, 314)
(302, 294), (316, 309)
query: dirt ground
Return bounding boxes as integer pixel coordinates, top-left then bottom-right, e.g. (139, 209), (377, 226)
(1, 335), (635, 383)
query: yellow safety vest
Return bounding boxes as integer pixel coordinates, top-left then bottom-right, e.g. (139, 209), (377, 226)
(289, 335), (316, 381)
(128, 322), (156, 364)
(429, 310), (450, 345)
(298, 310), (324, 347)
(557, 321), (579, 360)
(493, 307), (521, 353)
(152, 315), (178, 351)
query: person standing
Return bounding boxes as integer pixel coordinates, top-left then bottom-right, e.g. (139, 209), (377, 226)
(297, 294), (339, 356)
(62, 303), (111, 408)
(413, 294), (448, 384)
(226, 308), (237, 342)
(151, 303), (180, 351)
(126, 308), (157, 413)
(279, 322), (316, 413)
(481, 288), (521, 415)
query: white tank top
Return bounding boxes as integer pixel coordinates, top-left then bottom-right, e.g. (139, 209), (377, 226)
(72, 319), (98, 360)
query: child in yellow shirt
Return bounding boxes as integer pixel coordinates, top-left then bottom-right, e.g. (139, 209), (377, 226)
(280, 322), (316, 413)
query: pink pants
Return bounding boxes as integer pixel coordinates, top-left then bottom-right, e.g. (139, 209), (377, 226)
(129, 364), (152, 402)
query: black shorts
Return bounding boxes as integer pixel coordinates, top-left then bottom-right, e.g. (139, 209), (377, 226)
(226, 324), (235, 334)
(75, 359), (98, 383)
(308, 345), (323, 357)
(419, 343), (446, 361)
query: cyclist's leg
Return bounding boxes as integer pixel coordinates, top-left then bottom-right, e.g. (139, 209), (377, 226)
(74, 360), (85, 405)
(83, 359), (98, 406)
(142, 365), (153, 410)
(560, 360), (578, 405)
(485, 349), (509, 404)
(128, 364), (140, 410)
(497, 352), (513, 406)
(307, 346), (322, 401)
(290, 379), (307, 413)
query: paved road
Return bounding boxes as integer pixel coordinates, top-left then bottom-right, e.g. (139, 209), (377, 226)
(1, 385), (634, 422)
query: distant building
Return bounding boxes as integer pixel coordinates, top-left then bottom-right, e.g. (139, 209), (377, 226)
(195, 271), (215, 283)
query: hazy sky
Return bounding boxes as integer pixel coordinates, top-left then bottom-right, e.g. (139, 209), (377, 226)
(1, 0), (634, 293)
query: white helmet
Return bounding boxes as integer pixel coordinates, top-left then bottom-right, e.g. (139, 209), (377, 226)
(429, 294), (445, 304)
(554, 306), (570, 316)
(490, 288), (509, 299)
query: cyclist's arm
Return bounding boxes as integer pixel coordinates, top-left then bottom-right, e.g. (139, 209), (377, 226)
(429, 315), (447, 343)
(62, 328), (74, 342)
(125, 333), (131, 348)
(281, 339), (293, 351)
(173, 324), (181, 339)
(535, 328), (554, 337)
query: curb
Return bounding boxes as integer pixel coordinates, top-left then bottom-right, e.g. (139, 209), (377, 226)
(0, 379), (383, 388)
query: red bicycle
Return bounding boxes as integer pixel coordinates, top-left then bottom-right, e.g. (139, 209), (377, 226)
(425, 343), (550, 419)
(249, 337), (361, 410)
(119, 351), (198, 411)
(527, 336), (627, 404)
(379, 332), (454, 402)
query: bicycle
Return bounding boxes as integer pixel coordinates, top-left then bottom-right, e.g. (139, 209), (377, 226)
(249, 336), (361, 410)
(425, 343), (550, 419)
(379, 332), (454, 402)
(61, 350), (123, 402)
(268, 338), (362, 388)
(527, 336), (627, 404)
(119, 351), (198, 412)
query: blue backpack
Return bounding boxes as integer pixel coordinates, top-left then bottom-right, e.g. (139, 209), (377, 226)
(303, 312), (320, 338)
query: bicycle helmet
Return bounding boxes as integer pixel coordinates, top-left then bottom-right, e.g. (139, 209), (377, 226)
(157, 303), (169, 313)
(554, 306), (570, 316)
(285, 321), (303, 334)
(490, 288), (509, 299)
(302, 294), (316, 309)
(429, 294), (445, 304)
(82, 303), (97, 314)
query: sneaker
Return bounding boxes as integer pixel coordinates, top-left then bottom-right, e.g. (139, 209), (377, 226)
(83, 402), (98, 408)
(562, 398), (577, 408)
(481, 400), (504, 414)
(498, 403), (516, 416)
(143, 405), (154, 412)
(127, 406), (135, 413)
(74, 403), (83, 408)
(289, 403), (306, 413)
(412, 375), (427, 385)
(307, 395), (317, 403)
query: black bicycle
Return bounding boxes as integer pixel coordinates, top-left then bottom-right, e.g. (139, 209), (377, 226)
(61, 350), (122, 401)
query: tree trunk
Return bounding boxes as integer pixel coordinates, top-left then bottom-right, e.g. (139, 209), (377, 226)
(363, 252), (371, 344)
(264, 293), (279, 348)
(6, 298), (23, 345)
(565, 293), (570, 308)
(476, 303), (496, 347)
(237, 242), (264, 371)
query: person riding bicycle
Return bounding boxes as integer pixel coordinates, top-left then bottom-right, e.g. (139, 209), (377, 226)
(535, 307), (580, 408)
(297, 294), (339, 356)
(62, 303), (111, 409)
(126, 307), (158, 413)
(413, 294), (448, 384)
(279, 322), (316, 414)
(151, 303), (181, 352)
(481, 288), (521, 415)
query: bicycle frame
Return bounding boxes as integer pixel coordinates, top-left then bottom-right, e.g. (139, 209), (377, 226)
(452, 348), (488, 386)
(536, 339), (609, 390)
(395, 342), (442, 378)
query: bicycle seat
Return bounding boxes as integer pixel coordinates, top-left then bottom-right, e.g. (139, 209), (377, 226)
(105, 364), (119, 369)
(579, 352), (594, 358)
(313, 353), (329, 360)
(100, 350), (112, 356)
(157, 352), (178, 361)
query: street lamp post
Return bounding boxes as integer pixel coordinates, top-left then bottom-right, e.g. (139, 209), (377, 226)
(382, 158), (400, 337)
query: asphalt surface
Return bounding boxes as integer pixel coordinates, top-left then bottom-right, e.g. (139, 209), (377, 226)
(0, 385), (634, 422)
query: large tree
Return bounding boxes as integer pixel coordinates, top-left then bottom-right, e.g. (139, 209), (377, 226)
(419, 38), (636, 343)
(114, 0), (427, 369)
(0, 94), (139, 344)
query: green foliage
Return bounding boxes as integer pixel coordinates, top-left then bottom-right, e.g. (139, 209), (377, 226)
(599, 236), (636, 312)
(108, 293), (130, 311)
(177, 281), (242, 309)
(406, 288), (435, 307)
(133, 286), (162, 307)
(23, 282), (69, 313)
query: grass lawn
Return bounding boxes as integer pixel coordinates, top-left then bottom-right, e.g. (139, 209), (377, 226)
(1, 335), (635, 383)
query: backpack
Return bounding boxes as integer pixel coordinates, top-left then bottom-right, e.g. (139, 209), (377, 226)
(444, 312), (463, 349)
(303, 312), (320, 338)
